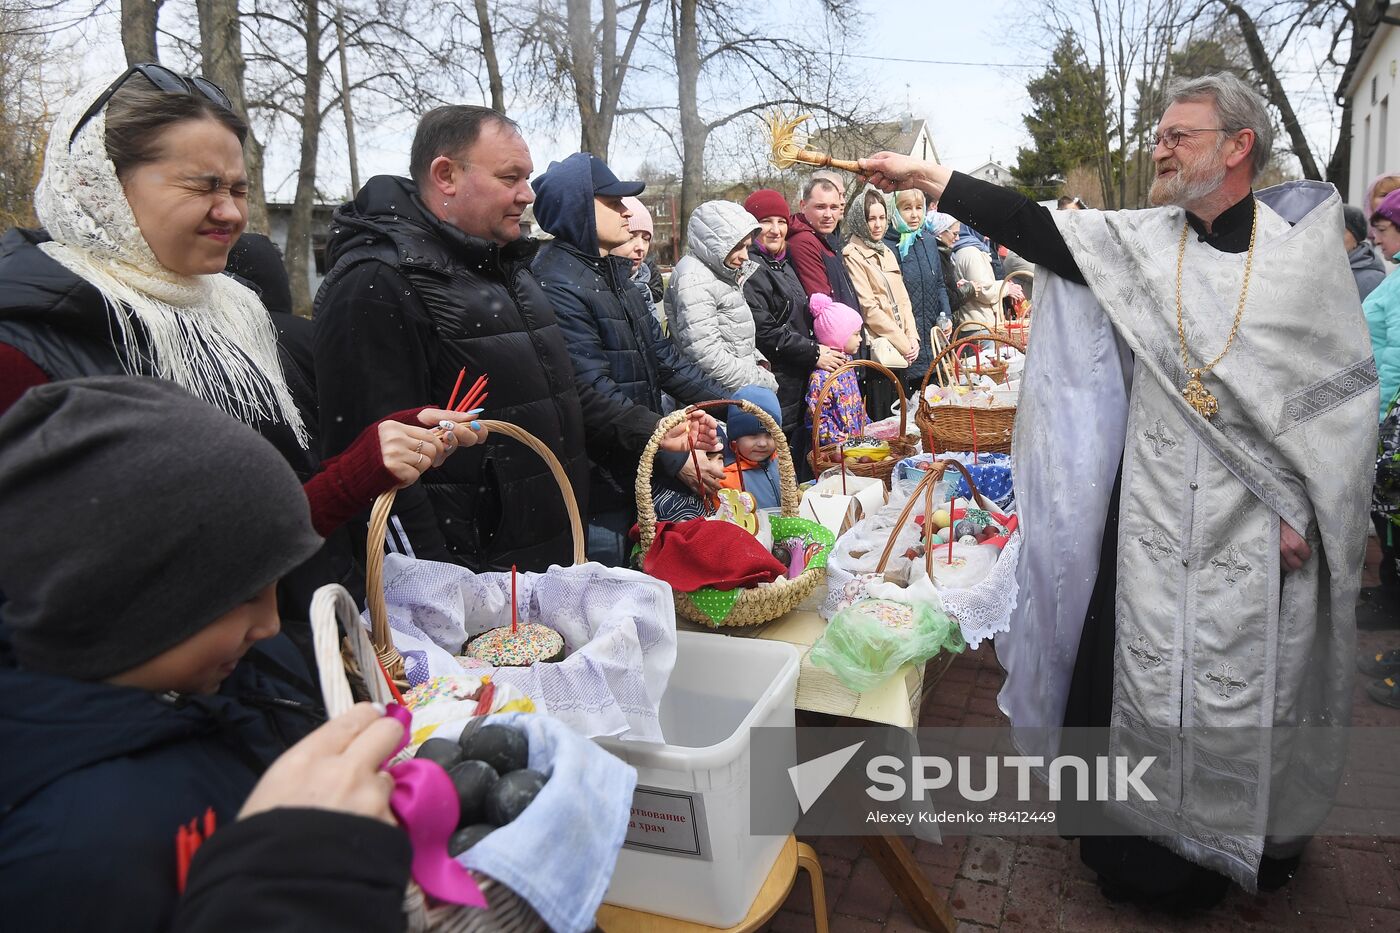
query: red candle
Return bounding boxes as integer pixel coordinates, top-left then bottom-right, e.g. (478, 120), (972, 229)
(841, 454), (848, 495)
(948, 495), (956, 563)
(445, 367), (466, 410)
(970, 409), (980, 464)
(510, 564), (518, 635)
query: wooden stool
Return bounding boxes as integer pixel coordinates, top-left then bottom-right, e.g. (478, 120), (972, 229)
(595, 835), (828, 933)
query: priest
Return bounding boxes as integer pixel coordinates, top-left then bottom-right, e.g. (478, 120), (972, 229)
(862, 74), (1378, 905)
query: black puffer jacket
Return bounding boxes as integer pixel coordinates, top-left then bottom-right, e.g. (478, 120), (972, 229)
(532, 239), (722, 507)
(314, 175), (591, 572)
(744, 243), (819, 435)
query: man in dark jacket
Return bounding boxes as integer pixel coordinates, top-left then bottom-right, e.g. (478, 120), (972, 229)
(1345, 204), (1387, 301)
(314, 106), (593, 572)
(787, 176), (860, 308)
(531, 152), (724, 563)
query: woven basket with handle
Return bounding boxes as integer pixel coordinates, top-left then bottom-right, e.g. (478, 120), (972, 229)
(363, 420), (586, 686)
(996, 269), (1033, 349)
(310, 584), (545, 932)
(635, 398), (827, 627)
(808, 359), (919, 489)
(914, 335), (1020, 456)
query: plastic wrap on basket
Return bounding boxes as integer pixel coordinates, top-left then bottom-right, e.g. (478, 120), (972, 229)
(894, 451), (1015, 510)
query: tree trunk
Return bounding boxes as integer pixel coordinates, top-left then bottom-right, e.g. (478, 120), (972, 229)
(121, 0), (161, 65)
(675, 0), (705, 246)
(196, 0), (269, 233)
(286, 0), (324, 318)
(333, 4), (359, 193)
(566, 0), (602, 156)
(1220, 0), (1322, 179)
(473, 0), (505, 112)
(1330, 0), (1382, 199)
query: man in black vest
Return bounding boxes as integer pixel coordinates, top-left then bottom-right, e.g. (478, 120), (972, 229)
(313, 106), (592, 572)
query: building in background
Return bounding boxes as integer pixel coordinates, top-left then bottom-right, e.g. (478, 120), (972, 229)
(1345, 16), (1400, 207)
(965, 158), (1013, 187)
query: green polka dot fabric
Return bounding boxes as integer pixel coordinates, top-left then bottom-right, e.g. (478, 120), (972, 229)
(690, 587), (743, 626)
(768, 516), (836, 569)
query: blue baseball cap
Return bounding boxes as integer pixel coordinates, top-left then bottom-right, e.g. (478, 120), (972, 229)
(589, 154), (645, 197)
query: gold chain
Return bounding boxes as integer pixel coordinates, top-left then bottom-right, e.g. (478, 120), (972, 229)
(1173, 201), (1258, 420)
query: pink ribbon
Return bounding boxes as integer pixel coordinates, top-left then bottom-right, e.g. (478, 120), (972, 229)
(382, 704), (488, 908)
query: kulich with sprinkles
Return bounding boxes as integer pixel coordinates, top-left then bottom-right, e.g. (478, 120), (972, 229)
(466, 623), (565, 667)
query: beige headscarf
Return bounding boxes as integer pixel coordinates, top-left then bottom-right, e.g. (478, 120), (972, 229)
(33, 75), (307, 445)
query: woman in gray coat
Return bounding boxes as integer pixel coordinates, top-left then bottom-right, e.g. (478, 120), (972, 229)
(665, 200), (779, 394)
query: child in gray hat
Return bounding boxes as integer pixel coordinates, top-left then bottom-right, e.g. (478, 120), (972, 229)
(0, 376), (405, 931)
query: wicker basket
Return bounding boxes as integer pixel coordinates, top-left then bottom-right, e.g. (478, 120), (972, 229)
(364, 420), (586, 683)
(914, 335), (1021, 456)
(994, 269), (1033, 350)
(873, 459), (996, 578)
(950, 321), (1010, 383)
(310, 585), (546, 932)
(635, 398), (828, 628)
(809, 359), (919, 489)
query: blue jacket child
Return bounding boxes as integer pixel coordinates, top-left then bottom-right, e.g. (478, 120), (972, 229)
(0, 377), (332, 933)
(720, 386), (785, 511)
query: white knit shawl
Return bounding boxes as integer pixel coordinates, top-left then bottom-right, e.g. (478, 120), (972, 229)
(32, 76), (307, 446)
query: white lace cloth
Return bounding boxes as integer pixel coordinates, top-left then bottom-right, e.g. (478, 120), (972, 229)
(823, 489), (1019, 649)
(371, 554), (677, 741)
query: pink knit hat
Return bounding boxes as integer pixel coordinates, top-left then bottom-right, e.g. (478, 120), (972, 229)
(623, 197), (653, 236)
(810, 293), (863, 350)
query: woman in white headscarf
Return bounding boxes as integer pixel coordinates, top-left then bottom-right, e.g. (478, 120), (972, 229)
(0, 64), (484, 539)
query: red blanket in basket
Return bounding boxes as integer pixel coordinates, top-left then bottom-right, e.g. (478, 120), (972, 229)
(639, 519), (787, 592)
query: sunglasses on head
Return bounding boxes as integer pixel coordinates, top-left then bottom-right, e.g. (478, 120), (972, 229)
(68, 63), (234, 149)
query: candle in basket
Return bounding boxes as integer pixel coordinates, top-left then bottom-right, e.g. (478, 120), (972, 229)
(947, 496), (956, 564)
(465, 567), (565, 666)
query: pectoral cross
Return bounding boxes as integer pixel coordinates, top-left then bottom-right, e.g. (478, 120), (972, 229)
(1182, 369), (1219, 421)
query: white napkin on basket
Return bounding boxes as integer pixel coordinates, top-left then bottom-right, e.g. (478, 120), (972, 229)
(460, 712), (638, 933)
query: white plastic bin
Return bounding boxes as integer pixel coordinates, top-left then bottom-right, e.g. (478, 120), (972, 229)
(596, 630), (801, 926)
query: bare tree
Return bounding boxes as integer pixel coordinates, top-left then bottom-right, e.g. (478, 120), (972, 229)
(196, 0), (271, 231)
(121, 0), (161, 63)
(474, 0), (505, 111)
(635, 0), (879, 240)
(0, 5), (57, 228)
(514, 0), (653, 158)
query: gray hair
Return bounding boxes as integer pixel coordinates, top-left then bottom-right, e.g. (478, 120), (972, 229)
(1163, 73), (1273, 176)
(801, 176), (841, 200)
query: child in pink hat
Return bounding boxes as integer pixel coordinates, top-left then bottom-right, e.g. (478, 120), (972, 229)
(804, 293), (868, 447)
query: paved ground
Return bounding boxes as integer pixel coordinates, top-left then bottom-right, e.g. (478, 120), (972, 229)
(766, 624), (1400, 932)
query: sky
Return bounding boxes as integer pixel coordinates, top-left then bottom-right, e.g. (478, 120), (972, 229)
(43, 0), (1348, 202)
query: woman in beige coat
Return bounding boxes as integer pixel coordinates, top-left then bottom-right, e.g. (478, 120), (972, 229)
(842, 185), (918, 420)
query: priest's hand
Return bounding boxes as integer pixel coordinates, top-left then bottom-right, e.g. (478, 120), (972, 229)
(1280, 520), (1312, 572)
(859, 152), (952, 200)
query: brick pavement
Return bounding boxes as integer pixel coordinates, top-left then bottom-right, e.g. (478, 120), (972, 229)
(765, 625), (1400, 932)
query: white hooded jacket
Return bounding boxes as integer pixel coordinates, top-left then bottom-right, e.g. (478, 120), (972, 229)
(664, 200), (778, 394)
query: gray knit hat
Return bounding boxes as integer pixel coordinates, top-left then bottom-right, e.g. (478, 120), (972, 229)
(1343, 204), (1369, 245)
(0, 376), (324, 681)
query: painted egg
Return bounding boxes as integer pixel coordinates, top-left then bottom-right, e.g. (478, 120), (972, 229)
(958, 535), (978, 545)
(931, 509), (951, 529)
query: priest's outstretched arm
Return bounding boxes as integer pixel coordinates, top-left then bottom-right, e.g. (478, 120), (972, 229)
(861, 153), (1086, 286)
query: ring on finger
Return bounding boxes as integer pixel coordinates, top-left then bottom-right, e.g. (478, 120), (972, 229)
(414, 439), (425, 455)
(415, 452), (425, 468)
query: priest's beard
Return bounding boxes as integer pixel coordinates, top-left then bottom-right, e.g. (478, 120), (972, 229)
(1149, 151), (1228, 207)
